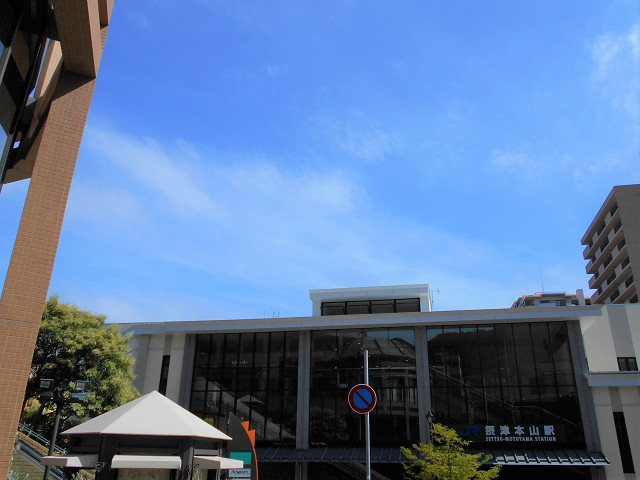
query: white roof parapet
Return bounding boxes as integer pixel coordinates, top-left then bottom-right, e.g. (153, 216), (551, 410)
(111, 455), (182, 470)
(62, 391), (231, 440)
(194, 456), (244, 470)
(41, 455), (98, 468)
(309, 284), (431, 301)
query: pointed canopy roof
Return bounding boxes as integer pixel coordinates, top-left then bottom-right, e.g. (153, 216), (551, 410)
(63, 391), (231, 440)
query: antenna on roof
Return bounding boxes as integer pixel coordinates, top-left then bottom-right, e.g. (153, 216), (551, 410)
(540, 268), (545, 293)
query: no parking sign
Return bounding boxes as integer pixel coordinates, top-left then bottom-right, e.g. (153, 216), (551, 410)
(348, 384), (377, 414)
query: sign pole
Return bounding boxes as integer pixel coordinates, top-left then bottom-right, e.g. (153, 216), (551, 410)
(364, 349), (371, 480)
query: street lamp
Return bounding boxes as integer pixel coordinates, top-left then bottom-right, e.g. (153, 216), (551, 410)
(40, 379), (89, 480)
(426, 410), (435, 443)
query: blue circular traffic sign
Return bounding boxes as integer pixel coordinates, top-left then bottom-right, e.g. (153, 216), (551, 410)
(348, 384), (377, 414)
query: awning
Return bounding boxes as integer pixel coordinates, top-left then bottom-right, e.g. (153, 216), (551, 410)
(194, 455), (244, 470)
(257, 446), (610, 467)
(111, 455), (182, 469)
(41, 455), (98, 468)
(474, 448), (610, 467)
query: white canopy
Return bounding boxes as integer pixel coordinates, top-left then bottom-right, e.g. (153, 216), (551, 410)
(194, 456), (244, 470)
(41, 455), (98, 468)
(63, 391), (231, 440)
(111, 455), (182, 469)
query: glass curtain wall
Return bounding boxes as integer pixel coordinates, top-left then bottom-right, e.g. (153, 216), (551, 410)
(309, 328), (418, 446)
(427, 322), (584, 446)
(190, 331), (299, 445)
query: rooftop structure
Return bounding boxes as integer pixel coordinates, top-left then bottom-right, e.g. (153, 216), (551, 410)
(582, 185), (640, 304)
(511, 290), (591, 308)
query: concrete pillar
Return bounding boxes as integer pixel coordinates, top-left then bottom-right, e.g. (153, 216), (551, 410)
(296, 330), (311, 450)
(294, 462), (308, 480)
(414, 325), (431, 443)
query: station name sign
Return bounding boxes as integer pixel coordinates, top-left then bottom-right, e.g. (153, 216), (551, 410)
(455, 424), (564, 443)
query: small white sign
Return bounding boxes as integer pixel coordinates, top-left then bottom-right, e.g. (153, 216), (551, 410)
(228, 469), (251, 479)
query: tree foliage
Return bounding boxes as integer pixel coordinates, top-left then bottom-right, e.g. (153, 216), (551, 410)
(402, 423), (501, 480)
(22, 296), (139, 435)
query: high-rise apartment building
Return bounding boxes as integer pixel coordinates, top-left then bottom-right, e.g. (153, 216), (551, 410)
(582, 185), (640, 304)
(0, 1), (115, 477)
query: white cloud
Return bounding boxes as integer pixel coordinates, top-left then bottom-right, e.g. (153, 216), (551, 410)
(490, 148), (528, 168)
(84, 127), (222, 218)
(590, 18), (640, 116)
(321, 114), (397, 161)
(489, 147), (540, 172)
(61, 125), (589, 322)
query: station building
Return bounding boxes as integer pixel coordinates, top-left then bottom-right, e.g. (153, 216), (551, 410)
(120, 285), (640, 480)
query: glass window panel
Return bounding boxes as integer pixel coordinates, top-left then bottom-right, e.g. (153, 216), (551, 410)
(215, 370), (236, 392)
(239, 333), (254, 368)
(482, 387), (504, 425)
(371, 300), (394, 314)
(513, 324), (537, 386)
(233, 390), (251, 422)
(204, 390), (222, 416)
(530, 323), (555, 386)
(521, 385), (540, 402)
(282, 366), (298, 390)
(322, 302), (345, 316)
(281, 391), (297, 442)
(346, 301), (369, 315)
(336, 329), (362, 362)
(459, 326), (482, 385)
(495, 324), (519, 386)
(501, 386), (521, 405)
(192, 365), (207, 391)
(312, 330), (337, 367)
(310, 390), (336, 443)
(253, 332), (269, 367)
(269, 331), (285, 367)
(549, 323), (575, 385)
(209, 335), (225, 367)
(395, 298), (420, 312)
(338, 366), (362, 387)
(223, 333), (240, 367)
(267, 366), (284, 390)
(284, 331), (299, 366)
(427, 326), (444, 342)
(190, 391), (205, 414)
(236, 369), (253, 391)
(390, 328), (415, 346)
(465, 387), (487, 425)
(478, 326), (501, 387)
(431, 387), (450, 425)
(441, 326), (461, 381)
(555, 387), (583, 434)
(195, 335), (210, 369)
(538, 384), (559, 402)
(447, 387), (467, 424)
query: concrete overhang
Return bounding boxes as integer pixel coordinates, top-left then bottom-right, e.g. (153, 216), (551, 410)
(585, 371), (640, 387)
(116, 305), (604, 336)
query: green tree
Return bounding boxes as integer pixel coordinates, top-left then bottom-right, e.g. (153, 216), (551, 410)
(22, 296), (139, 436)
(402, 423), (501, 480)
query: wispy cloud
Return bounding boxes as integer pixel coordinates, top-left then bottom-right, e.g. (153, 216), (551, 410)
(61, 125), (557, 321)
(589, 18), (640, 116)
(320, 114), (397, 161)
(489, 147), (541, 173)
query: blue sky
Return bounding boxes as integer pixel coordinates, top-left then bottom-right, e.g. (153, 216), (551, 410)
(1, 1), (639, 322)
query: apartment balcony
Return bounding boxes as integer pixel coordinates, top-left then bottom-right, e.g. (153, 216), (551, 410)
(617, 278), (637, 304)
(585, 226), (625, 275)
(589, 244), (629, 295)
(582, 205), (621, 260)
(591, 258), (633, 304)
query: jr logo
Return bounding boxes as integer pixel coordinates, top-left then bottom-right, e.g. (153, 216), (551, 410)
(459, 425), (480, 437)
